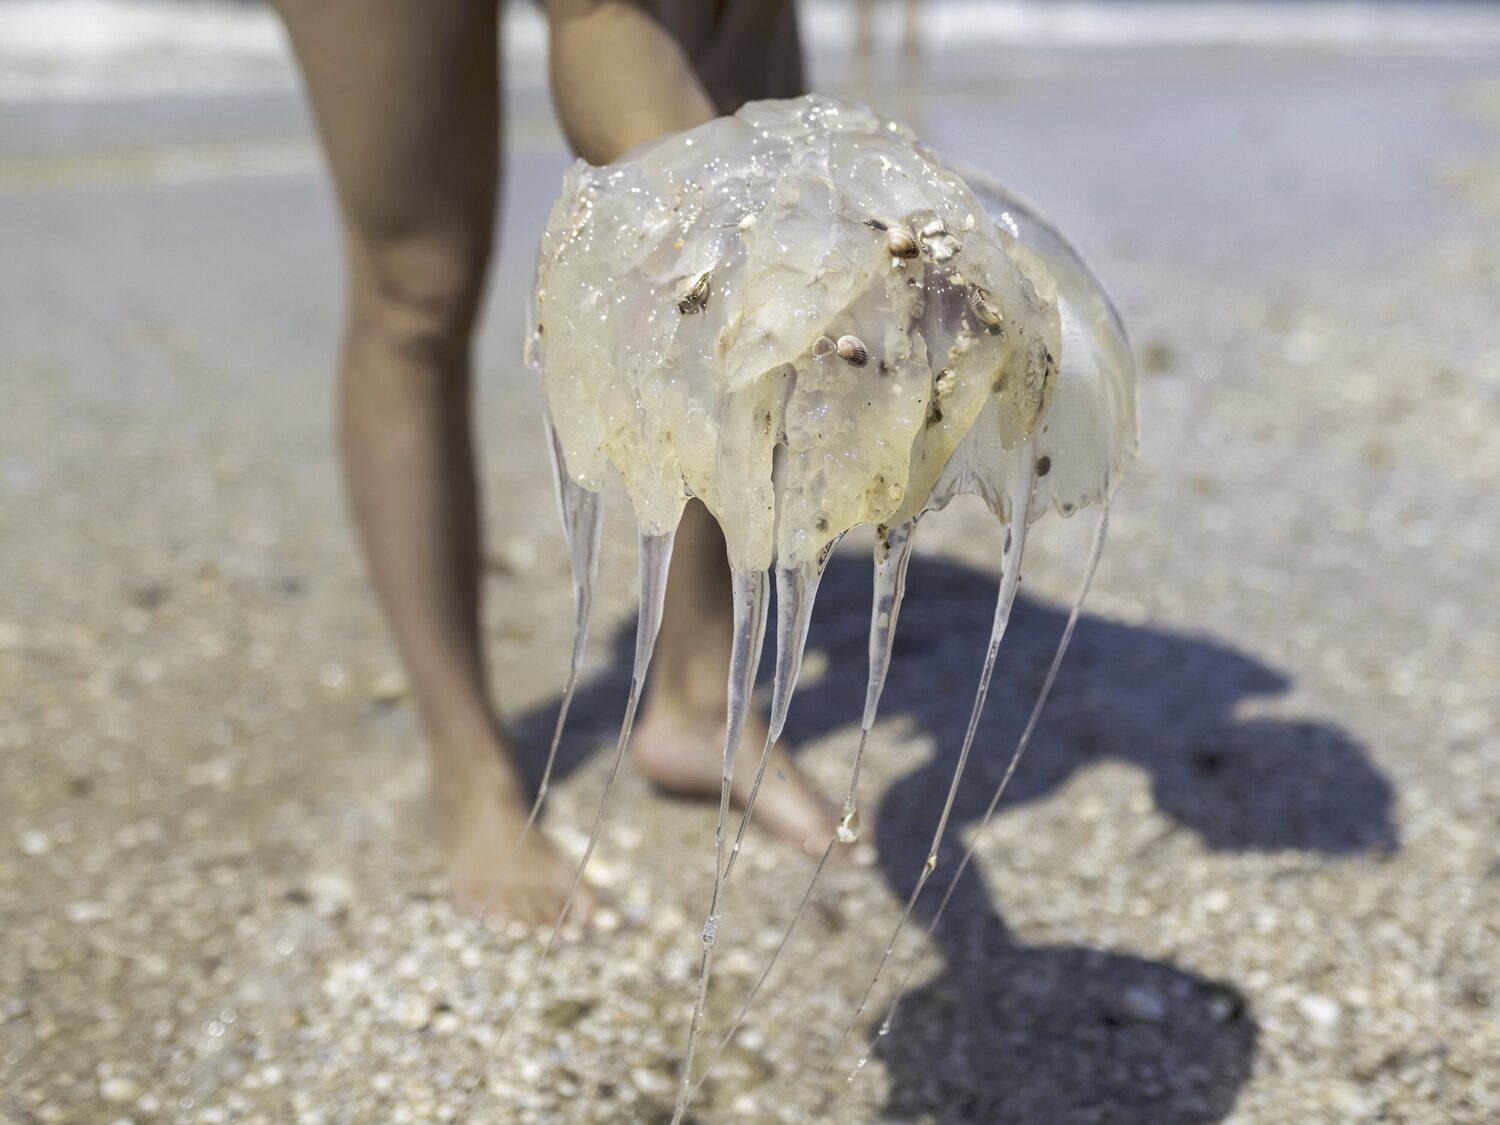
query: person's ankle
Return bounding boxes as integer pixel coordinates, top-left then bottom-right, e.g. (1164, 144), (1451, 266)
(646, 665), (727, 719)
(427, 719), (522, 802)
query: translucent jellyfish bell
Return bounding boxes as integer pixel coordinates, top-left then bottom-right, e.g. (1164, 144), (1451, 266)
(937, 163), (1139, 522)
(533, 94), (1095, 573)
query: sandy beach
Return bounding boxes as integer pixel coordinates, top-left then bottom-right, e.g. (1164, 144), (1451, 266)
(3, 12), (1499, 1124)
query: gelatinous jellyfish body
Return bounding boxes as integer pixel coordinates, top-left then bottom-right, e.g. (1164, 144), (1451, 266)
(535, 96), (1134, 571)
(461, 94), (1136, 1120)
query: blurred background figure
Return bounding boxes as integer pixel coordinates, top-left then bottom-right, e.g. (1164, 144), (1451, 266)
(3, 1), (1499, 1122)
(852, 0), (925, 106)
(855, 0), (924, 57)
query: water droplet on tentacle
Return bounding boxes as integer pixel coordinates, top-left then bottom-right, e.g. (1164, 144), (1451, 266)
(834, 810), (861, 845)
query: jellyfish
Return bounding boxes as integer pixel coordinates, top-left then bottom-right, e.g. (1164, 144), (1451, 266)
(459, 94), (1137, 1119)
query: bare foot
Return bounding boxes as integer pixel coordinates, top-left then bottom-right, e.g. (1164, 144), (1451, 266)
(434, 743), (595, 930)
(634, 686), (857, 861)
(638, 500), (865, 862)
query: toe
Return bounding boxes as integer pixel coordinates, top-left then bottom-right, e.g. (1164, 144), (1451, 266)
(568, 881), (599, 929)
(517, 888), (555, 931)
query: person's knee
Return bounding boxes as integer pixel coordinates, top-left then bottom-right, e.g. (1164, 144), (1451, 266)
(346, 224), (492, 365)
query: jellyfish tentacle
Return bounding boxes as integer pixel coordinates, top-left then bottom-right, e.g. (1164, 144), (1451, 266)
(457, 526), (677, 1123)
(477, 419), (603, 926)
(681, 517), (921, 1112)
(804, 456), (1035, 1110)
(841, 498), (1110, 1095)
(672, 567), (769, 1124)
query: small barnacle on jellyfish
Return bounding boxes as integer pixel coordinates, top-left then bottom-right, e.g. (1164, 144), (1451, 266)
(473, 93), (1136, 1124)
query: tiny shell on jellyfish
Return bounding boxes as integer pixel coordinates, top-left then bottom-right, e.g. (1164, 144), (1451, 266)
(836, 334), (869, 367)
(886, 227), (920, 259)
(476, 94), (1137, 1124)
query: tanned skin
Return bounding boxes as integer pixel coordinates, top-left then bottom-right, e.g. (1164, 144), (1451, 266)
(274, 0), (835, 925)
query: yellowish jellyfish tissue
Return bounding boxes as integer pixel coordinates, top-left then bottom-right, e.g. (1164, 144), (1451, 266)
(475, 94), (1138, 1125)
(531, 94), (1136, 572)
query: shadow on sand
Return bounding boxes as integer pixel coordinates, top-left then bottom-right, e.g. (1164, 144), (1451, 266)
(510, 543), (1397, 1124)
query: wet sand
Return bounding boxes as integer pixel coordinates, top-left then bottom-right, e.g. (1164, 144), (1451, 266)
(3, 41), (1499, 1125)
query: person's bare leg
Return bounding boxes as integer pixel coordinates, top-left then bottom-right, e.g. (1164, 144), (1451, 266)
(591, 0), (836, 852)
(552, 0), (837, 851)
(276, 0), (588, 925)
(633, 501), (837, 853)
